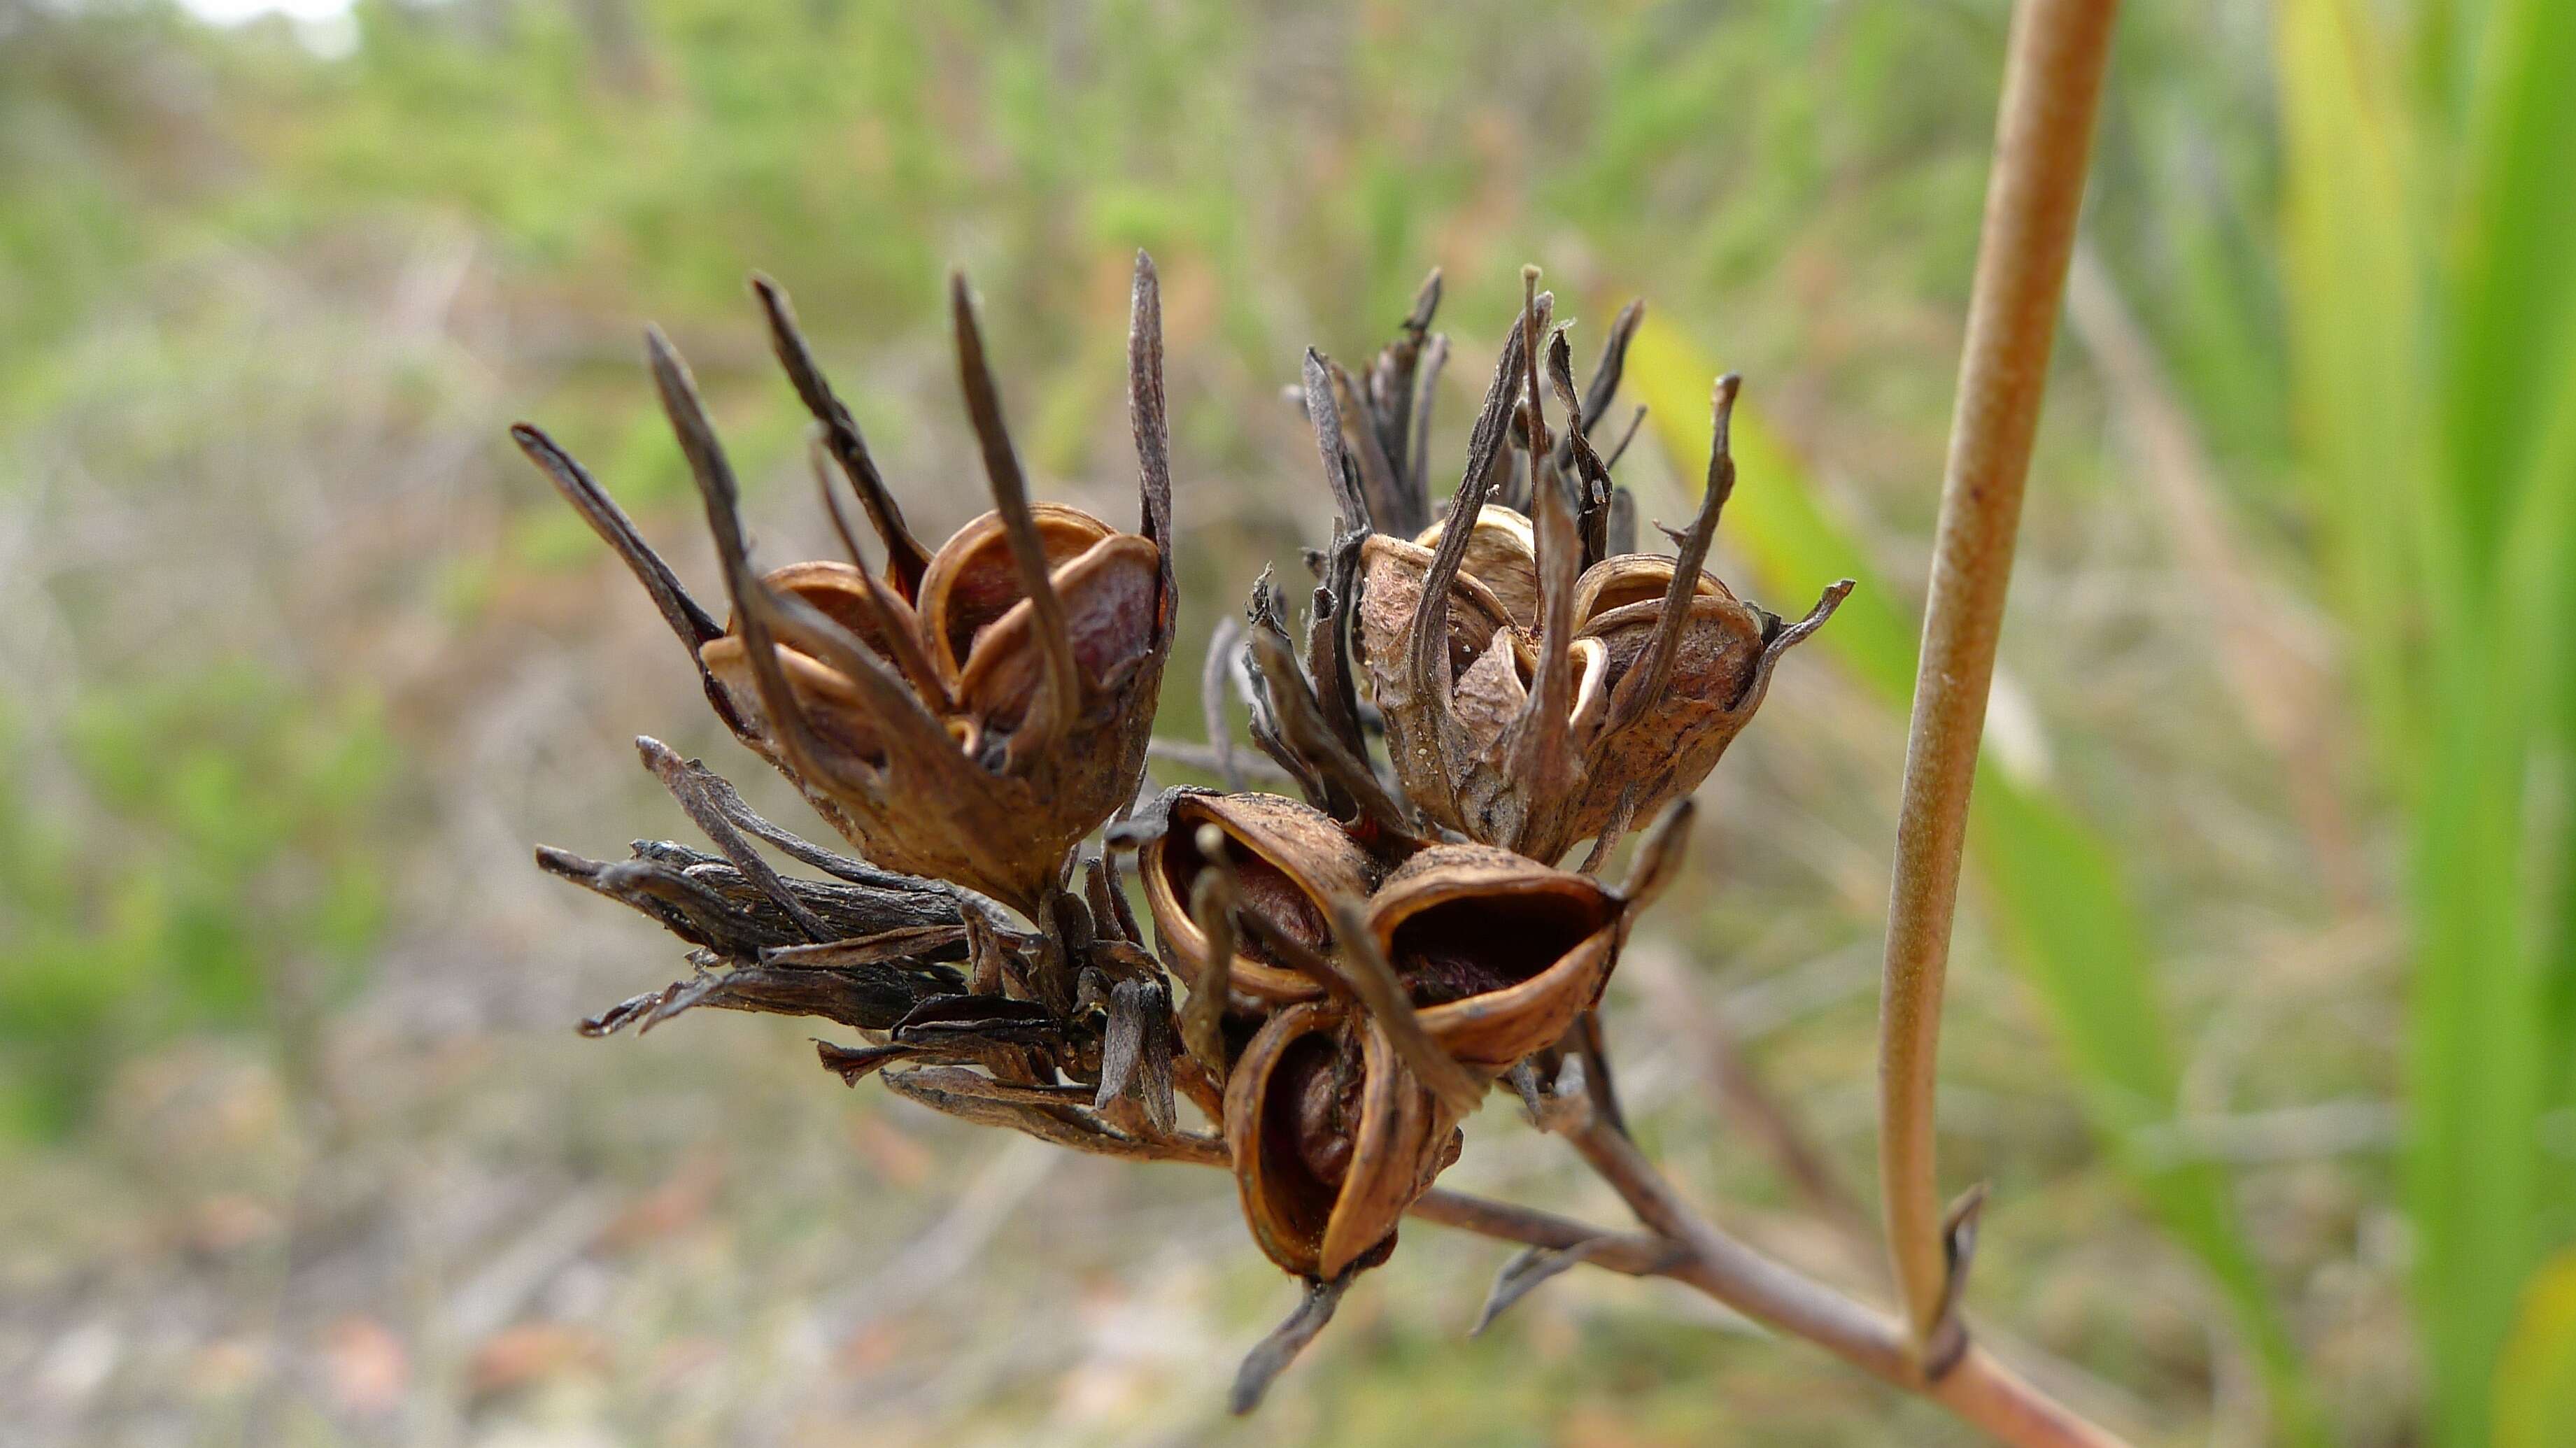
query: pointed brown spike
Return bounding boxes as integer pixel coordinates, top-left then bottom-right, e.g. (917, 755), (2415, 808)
(1519, 267), (1550, 460)
(1722, 577), (1853, 713)
(636, 734), (830, 942)
(805, 434), (952, 709)
(1406, 332), (1448, 510)
(751, 275), (931, 598)
(1769, 579), (1854, 658)
(1543, 326), (1615, 568)
(1229, 1273), (1351, 1415)
(511, 423), (725, 648)
(646, 327), (876, 799)
(511, 423), (747, 736)
(1127, 251), (1176, 613)
(1301, 350), (1371, 527)
(1504, 455), (1583, 834)
(1404, 308), (1531, 790)
(1324, 355), (1410, 535)
(1405, 267), (1443, 332)
(1605, 374), (1742, 735)
(1580, 299), (1646, 430)
(951, 271), (1082, 741)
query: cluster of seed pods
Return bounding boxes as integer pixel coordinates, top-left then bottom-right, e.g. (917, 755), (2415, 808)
(527, 256), (1843, 1409)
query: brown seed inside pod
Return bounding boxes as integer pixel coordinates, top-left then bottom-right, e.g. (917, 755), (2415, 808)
(1273, 1032), (1358, 1188)
(1389, 886), (1620, 1007)
(1154, 822), (1329, 970)
(917, 503), (1118, 685)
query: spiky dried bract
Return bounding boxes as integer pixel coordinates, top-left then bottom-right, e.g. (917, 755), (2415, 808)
(526, 264), (1177, 916)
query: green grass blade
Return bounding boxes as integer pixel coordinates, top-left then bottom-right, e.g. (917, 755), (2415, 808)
(1628, 311), (2321, 1440)
(2277, 0), (2576, 1438)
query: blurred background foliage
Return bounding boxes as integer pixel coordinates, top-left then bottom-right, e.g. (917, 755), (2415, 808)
(1, 0), (2569, 1444)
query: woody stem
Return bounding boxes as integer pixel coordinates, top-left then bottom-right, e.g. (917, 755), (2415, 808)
(1407, 1119), (2129, 1448)
(1876, 0), (2120, 1352)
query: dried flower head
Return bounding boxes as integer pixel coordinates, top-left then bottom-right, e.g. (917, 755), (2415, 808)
(528, 256), (1842, 1417)
(1138, 791), (1384, 1006)
(518, 258), (1178, 915)
(1303, 269), (1850, 864)
(1362, 842), (1627, 1070)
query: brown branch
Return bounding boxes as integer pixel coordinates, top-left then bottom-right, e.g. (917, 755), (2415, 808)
(1878, 0), (2121, 1354)
(1403, 1152), (2125, 1448)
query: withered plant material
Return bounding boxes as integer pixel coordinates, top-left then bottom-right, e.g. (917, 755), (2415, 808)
(518, 256), (1178, 917)
(518, 256), (2119, 1435)
(1362, 844), (1629, 1070)
(1224, 1000), (1462, 1280)
(1139, 792), (1385, 1006)
(1325, 278), (1850, 865)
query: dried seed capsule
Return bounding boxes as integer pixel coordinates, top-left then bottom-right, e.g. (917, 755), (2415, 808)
(1362, 844), (1626, 1070)
(1340, 343), (1844, 865)
(1139, 793), (1382, 1005)
(1224, 1000), (1462, 1279)
(525, 257), (1181, 916)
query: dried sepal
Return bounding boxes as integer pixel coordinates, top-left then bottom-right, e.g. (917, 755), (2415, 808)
(754, 276), (934, 597)
(1230, 1272), (1352, 1416)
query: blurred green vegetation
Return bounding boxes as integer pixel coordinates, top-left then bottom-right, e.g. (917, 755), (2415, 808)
(2, 0), (2571, 1443)
(0, 672), (392, 1137)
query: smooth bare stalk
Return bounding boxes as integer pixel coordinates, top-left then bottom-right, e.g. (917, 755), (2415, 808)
(1878, 0), (2121, 1351)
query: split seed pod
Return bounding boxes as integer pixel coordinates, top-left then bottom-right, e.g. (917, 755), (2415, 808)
(1352, 359), (1846, 863)
(1224, 1000), (1462, 1279)
(521, 256), (1180, 916)
(1363, 844), (1625, 1070)
(1140, 793), (1381, 1006)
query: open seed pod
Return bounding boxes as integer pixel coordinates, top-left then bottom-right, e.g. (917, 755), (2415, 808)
(1364, 844), (1626, 1069)
(521, 256), (1182, 916)
(1343, 304), (1846, 864)
(1224, 1000), (1462, 1279)
(1139, 793), (1382, 1005)
(1555, 578), (1772, 846)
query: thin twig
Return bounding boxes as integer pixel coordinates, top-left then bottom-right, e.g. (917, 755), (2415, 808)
(1878, 0), (2121, 1357)
(1148, 737), (1297, 787)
